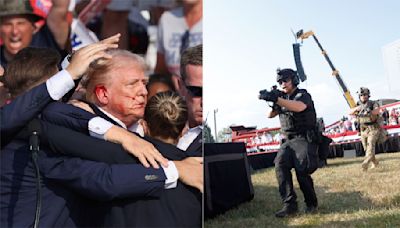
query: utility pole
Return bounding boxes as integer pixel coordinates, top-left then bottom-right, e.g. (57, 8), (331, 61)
(213, 109), (218, 142)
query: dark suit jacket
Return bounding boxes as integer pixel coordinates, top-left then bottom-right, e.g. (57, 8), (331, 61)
(40, 102), (202, 227)
(0, 127), (165, 227)
(1, 83), (52, 148)
(186, 133), (203, 157)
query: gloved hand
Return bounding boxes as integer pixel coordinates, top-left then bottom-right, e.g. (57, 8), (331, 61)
(272, 103), (281, 112)
(258, 89), (279, 103)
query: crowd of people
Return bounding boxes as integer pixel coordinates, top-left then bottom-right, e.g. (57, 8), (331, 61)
(324, 116), (356, 135)
(1, 0), (203, 227)
(325, 105), (400, 136)
(382, 106), (400, 126)
(248, 131), (280, 145)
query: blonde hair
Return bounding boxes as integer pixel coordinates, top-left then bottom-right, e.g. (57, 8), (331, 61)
(84, 49), (147, 103)
(144, 91), (188, 141)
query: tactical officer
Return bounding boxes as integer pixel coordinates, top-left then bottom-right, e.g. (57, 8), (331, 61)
(349, 87), (380, 171)
(259, 68), (319, 217)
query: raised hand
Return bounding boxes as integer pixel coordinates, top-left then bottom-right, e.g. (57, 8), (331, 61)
(66, 33), (121, 80)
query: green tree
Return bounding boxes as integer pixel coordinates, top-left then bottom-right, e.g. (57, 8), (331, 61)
(203, 123), (215, 143)
(217, 127), (232, 142)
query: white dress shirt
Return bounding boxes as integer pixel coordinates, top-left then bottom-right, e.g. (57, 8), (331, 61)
(177, 125), (203, 151)
(46, 70), (75, 100)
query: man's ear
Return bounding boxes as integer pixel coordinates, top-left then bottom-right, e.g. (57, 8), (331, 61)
(32, 22), (41, 34)
(94, 85), (108, 105)
(176, 76), (187, 97)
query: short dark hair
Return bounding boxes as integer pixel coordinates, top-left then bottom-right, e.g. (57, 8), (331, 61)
(180, 44), (202, 82)
(4, 47), (60, 98)
(147, 73), (175, 93)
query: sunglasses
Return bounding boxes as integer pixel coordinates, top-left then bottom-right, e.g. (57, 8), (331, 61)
(277, 78), (290, 85)
(360, 94), (369, 97)
(186, 86), (202, 97)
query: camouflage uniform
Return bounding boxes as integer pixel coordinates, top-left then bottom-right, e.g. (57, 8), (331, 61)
(357, 99), (380, 170)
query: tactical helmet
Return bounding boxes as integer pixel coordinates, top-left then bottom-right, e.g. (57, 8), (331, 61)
(0, 0), (43, 22)
(276, 68), (299, 86)
(357, 87), (370, 97)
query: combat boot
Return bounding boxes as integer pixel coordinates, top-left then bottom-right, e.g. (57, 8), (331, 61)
(305, 205), (318, 214)
(275, 203), (298, 218)
(361, 162), (368, 172)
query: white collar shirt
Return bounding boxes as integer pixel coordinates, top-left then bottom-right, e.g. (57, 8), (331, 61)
(177, 125), (203, 151)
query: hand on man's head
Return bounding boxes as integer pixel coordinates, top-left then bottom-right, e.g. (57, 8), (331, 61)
(66, 33), (121, 80)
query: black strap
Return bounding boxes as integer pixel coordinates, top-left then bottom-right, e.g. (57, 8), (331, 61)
(87, 103), (124, 127)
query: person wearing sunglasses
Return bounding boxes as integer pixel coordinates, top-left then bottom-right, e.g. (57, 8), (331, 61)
(262, 68), (319, 217)
(349, 87), (381, 171)
(176, 44), (203, 157)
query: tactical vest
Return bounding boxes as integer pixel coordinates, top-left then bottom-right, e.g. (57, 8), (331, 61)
(357, 100), (378, 125)
(278, 89), (317, 134)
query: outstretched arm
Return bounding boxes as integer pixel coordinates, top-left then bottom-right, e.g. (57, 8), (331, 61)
(36, 119), (202, 192)
(1, 34), (119, 147)
(276, 97), (307, 113)
(46, 0), (71, 50)
(41, 102), (169, 168)
(1, 83), (51, 147)
(38, 150), (166, 201)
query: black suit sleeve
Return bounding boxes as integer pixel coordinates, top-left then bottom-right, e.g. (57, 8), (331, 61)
(39, 120), (139, 164)
(38, 150), (166, 201)
(41, 102), (95, 133)
(1, 83), (52, 147)
(41, 103), (188, 161)
(40, 102), (188, 162)
(40, 120), (188, 162)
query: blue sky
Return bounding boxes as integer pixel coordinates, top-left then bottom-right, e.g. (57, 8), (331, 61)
(204, 0), (400, 138)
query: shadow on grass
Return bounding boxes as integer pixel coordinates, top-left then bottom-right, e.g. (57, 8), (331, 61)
(205, 184), (398, 227)
(316, 186), (371, 214)
(205, 184), (289, 227)
(324, 159), (363, 168)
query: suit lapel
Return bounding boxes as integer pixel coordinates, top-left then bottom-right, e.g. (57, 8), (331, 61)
(185, 133), (202, 156)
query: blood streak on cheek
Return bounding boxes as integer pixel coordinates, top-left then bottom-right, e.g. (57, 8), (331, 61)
(116, 103), (127, 112)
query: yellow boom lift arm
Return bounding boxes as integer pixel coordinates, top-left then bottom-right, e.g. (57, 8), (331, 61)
(296, 30), (357, 108)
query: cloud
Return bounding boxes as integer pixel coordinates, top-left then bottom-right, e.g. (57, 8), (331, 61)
(307, 83), (350, 124)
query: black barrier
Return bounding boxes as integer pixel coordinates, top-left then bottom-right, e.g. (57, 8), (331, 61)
(328, 135), (400, 158)
(247, 152), (277, 170)
(241, 135), (399, 172)
(204, 143), (254, 218)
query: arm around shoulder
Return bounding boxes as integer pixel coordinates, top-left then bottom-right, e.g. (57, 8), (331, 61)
(38, 152), (166, 201)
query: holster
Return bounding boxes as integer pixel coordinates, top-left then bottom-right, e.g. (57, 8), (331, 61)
(306, 130), (332, 161)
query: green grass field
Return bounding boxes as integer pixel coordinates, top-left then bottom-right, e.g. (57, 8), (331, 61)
(205, 152), (400, 228)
